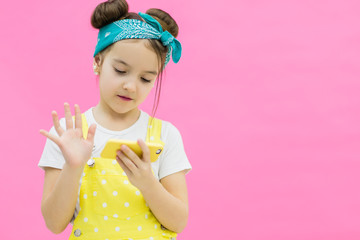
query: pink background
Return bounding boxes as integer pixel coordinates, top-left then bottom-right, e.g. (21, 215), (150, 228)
(1, 0), (359, 239)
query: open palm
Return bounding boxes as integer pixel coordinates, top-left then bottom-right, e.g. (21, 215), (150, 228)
(40, 103), (97, 168)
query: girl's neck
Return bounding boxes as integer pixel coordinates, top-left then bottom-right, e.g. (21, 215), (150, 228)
(92, 103), (141, 132)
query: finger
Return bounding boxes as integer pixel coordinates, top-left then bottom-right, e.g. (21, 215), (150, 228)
(64, 102), (73, 130)
(86, 124), (97, 143)
(39, 129), (60, 146)
(116, 155), (132, 176)
(120, 145), (142, 167)
(52, 111), (64, 136)
(138, 139), (151, 163)
(117, 150), (138, 172)
(74, 104), (82, 131)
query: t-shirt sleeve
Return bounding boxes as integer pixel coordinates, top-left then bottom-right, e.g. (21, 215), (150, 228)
(158, 122), (192, 180)
(38, 118), (66, 170)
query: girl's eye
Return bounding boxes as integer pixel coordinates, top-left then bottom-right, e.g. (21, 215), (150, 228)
(114, 68), (126, 74)
(141, 78), (151, 83)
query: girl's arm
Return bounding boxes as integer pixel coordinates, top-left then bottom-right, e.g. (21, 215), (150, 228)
(41, 165), (84, 233)
(39, 103), (96, 233)
(141, 170), (189, 233)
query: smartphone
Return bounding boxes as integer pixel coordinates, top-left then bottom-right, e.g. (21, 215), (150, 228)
(100, 139), (164, 162)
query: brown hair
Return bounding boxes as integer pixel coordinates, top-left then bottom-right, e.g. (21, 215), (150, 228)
(90, 0), (179, 118)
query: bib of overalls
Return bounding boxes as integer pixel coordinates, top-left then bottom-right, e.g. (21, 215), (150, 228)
(69, 113), (177, 240)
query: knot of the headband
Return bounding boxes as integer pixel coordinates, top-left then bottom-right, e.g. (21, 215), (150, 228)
(160, 31), (174, 46)
(161, 31), (181, 63)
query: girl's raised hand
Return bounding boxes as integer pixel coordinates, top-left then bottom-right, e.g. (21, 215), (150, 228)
(39, 103), (97, 169)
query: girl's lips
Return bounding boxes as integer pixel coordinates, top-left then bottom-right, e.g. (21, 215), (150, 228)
(118, 95), (132, 101)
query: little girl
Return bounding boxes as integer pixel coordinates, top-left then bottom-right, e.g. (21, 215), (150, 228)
(38, 1), (192, 239)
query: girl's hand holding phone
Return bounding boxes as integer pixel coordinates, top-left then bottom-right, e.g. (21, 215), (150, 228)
(39, 102), (97, 169)
(116, 139), (157, 191)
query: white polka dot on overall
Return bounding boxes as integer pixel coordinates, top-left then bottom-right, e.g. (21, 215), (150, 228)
(68, 114), (177, 240)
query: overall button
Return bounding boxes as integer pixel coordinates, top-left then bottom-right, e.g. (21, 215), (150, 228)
(87, 158), (95, 167)
(74, 229), (81, 237)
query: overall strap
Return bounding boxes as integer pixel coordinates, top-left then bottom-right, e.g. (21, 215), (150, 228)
(71, 114), (88, 140)
(81, 114), (88, 140)
(146, 117), (165, 146)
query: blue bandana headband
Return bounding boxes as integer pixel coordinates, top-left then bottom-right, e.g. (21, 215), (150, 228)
(93, 12), (182, 67)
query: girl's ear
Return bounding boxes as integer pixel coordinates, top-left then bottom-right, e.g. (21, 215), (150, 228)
(94, 54), (101, 66)
(94, 54), (103, 75)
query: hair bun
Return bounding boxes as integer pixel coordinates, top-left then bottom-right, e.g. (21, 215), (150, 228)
(91, 0), (129, 29)
(146, 8), (179, 38)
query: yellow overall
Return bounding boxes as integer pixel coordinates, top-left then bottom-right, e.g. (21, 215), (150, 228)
(69, 114), (177, 240)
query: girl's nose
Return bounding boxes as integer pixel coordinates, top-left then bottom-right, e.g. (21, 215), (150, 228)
(122, 78), (136, 92)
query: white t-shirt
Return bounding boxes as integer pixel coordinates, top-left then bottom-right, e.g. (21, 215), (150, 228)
(38, 107), (192, 224)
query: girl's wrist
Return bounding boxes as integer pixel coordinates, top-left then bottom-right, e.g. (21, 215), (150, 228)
(139, 176), (159, 194)
(63, 162), (85, 175)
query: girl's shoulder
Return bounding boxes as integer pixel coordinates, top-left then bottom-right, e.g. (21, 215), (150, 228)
(133, 110), (186, 144)
(151, 115), (185, 144)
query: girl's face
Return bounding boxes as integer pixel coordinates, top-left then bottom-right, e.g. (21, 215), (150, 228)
(96, 39), (159, 116)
